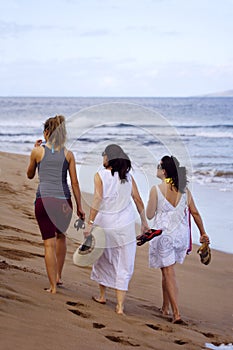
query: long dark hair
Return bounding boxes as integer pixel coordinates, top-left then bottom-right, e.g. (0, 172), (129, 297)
(103, 144), (131, 182)
(161, 155), (188, 193)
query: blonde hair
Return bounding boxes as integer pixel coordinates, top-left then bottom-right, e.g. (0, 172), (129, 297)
(44, 115), (67, 149)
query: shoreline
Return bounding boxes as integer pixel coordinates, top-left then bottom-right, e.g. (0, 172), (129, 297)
(1, 151), (233, 349)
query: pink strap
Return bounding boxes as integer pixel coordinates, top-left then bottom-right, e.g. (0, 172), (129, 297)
(187, 209), (192, 254)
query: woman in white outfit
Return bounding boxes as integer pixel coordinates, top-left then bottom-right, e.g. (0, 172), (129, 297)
(146, 155), (210, 324)
(84, 144), (149, 314)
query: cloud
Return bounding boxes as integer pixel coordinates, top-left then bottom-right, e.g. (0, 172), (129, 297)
(0, 21), (34, 37)
(125, 25), (179, 36)
(80, 29), (112, 37)
(0, 20), (73, 38)
(1, 56), (233, 97)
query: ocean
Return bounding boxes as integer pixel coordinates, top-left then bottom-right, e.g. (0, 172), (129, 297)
(0, 96), (233, 253)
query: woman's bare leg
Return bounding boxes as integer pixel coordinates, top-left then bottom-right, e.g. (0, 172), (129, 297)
(115, 290), (126, 314)
(161, 265), (180, 322)
(44, 237), (57, 293)
(99, 284), (106, 301)
(92, 284), (107, 303)
(56, 233), (67, 284)
(161, 268), (170, 315)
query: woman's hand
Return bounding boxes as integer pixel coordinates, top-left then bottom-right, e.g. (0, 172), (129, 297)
(77, 208), (85, 221)
(140, 221), (150, 234)
(83, 223), (93, 238)
(34, 139), (43, 147)
(200, 233), (210, 244)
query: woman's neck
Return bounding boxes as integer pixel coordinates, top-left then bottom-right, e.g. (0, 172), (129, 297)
(45, 142), (62, 151)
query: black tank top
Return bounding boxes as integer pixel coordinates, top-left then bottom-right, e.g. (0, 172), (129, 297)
(36, 146), (71, 199)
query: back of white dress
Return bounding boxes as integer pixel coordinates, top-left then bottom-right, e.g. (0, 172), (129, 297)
(149, 185), (189, 268)
(94, 168), (136, 247)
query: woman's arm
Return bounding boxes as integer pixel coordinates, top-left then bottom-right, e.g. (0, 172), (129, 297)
(88, 173), (103, 223)
(131, 176), (149, 232)
(84, 172), (103, 237)
(146, 186), (157, 220)
(27, 143), (44, 179)
(27, 149), (38, 179)
(67, 150), (85, 220)
(187, 189), (210, 244)
(27, 140), (45, 179)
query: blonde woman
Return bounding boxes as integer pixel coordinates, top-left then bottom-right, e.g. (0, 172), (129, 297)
(27, 115), (85, 293)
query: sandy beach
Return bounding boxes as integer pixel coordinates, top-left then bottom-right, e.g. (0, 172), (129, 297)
(0, 151), (232, 350)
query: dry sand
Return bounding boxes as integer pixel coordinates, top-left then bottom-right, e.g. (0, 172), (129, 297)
(0, 151), (232, 350)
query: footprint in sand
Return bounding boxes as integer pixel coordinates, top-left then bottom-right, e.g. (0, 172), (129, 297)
(146, 323), (173, 333)
(174, 339), (189, 345)
(66, 300), (90, 319)
(105, 335), (140, 347)
(66, 301), (85, 307)
(93, 322), (105, 329)
(68, 309), (90, 318)
(201, 331), (215, 338)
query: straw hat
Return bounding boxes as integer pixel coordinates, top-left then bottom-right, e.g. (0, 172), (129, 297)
(73, 225), (106, 267)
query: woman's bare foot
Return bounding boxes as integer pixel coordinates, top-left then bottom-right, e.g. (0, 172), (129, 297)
(172, 318), (187, 325)
(116, 304), (124, 315)
(44, 287), (56, 294)
(92, 296), (106, 304)
(159, 307), (170, 316)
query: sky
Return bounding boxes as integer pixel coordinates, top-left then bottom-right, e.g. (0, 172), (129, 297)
(0, 0), (233, 97)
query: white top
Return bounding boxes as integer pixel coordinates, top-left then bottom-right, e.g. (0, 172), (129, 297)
(149, 185), (190, 268)
(94, 168), (136, 248)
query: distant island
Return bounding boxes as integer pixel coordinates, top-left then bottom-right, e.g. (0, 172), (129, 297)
(199, 89), (233, 97)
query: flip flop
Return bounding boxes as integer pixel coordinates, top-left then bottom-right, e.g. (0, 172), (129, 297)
(137, 229), (162, 246)
(74, 218), (85, 231)
(92, 296), (106, 305)
(78, 234), (95, 255)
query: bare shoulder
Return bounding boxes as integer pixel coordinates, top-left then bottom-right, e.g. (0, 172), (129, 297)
(186, 187), (193, 205)
(150, 185), (157, 195)
(64, 148), (74, 162)
(31, 146), (44, 162)
(148, 185), (157, 201)
(186, 187), (192, 198)
(94, 172), (102, 182)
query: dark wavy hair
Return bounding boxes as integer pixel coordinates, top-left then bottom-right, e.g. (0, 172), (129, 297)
(161, 155), (188, 193)
(102, 144), (131, 183)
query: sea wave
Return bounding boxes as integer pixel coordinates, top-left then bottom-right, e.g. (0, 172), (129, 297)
(205, 343), (233, 350)
(1, 96), (232, 190)
(194, 170), (233, 178)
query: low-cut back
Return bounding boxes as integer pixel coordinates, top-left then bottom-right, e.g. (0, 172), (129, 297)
(149, 185), (190, 268)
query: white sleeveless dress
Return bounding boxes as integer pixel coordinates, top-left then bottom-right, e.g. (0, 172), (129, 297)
(91, 168), (137, 291)
(149, 185), (190, 268)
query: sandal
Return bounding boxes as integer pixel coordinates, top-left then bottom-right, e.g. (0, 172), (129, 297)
(78, 234), (95, 255)
(197, 243), (211, 265)
(137, 229), (162, 246)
